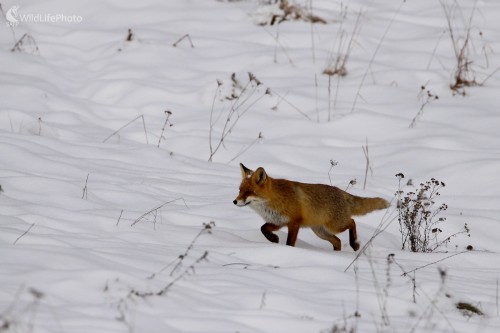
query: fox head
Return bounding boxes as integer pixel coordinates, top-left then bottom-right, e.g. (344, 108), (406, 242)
(233, 163), (268, 207)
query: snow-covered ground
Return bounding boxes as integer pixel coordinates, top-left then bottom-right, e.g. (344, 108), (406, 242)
(1, 0), (500, 332)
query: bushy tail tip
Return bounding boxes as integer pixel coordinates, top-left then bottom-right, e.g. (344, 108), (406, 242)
(351, 196), (390, 216)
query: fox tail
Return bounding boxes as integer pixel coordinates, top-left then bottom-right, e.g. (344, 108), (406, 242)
(349, 195), (390, 216)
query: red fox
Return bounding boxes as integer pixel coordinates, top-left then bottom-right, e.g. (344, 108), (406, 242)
(233, 163), (389, 251)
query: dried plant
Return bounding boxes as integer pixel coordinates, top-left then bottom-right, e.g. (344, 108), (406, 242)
(440, 0), (479, 95)
(256, 0), (326, 26)
(409, 83), (439, 128)
(395, 173), (470, 252)
(323, 11), (361, 121)
(208, 72), (269, 162)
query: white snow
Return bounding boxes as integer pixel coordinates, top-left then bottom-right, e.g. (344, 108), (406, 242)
(1, 0), (500, 332)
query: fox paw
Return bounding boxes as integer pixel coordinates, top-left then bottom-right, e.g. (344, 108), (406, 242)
(266, 233), (279, 243)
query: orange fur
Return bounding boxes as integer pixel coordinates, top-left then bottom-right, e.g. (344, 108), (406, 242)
(233, 163), (389, 251)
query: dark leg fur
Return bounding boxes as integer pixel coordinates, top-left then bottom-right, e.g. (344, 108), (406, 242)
(261, 223), (281, 243)
(286, 222), (300, 246)
(349, 219), (360, 251)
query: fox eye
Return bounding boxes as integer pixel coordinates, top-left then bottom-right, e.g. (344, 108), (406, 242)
(244, 190), (254, 197)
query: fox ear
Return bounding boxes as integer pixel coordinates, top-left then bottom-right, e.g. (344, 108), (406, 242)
(240, 163), (253, 178)
(253, 167), (267, 185)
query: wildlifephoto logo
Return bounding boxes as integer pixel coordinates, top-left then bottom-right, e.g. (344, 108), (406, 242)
(5, 4), (83, 27)
(5, 4), (19, 26)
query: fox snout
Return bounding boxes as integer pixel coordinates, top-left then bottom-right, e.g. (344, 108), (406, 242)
(233, 198), (249, 207)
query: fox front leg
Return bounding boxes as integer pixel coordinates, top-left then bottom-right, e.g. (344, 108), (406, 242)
(286, 221), (300, 247)
(261, 223), (280, 243)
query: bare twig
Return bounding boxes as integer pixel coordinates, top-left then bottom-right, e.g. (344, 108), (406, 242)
(103, 115), (149, 144)
(362, 138), (372, 190)
(326, 75), (333, 121)
(268, 88), (311, 120)
(408, 269), (457, 333)
(168, 222), (214, 277)
(261, 25), (296, 67)
(133, 251), (209, 297)
(366, 252), (390, 326)
(260, 290), (267, 310)
(37, 117), (42, 136)
(314, 74), (319, 122)
(209, 80), (223, 161)
(172, 34), (194, 48)
(409, 85), (439, 128)
(82, 173), (89, 200)
(116, 210), (124, 226)
(351, 1), (404, 112)
(157, 110), (173, 148)
(14, 223), (35, 245)
(209, 73), (270, 161)
(228, 132), (263, 164)
(11, 33), (40, 54)
(401, 251), (468, 277)
(322, 10), (360, 121)
(308, 0), (316, 63)
(148, 223), (214, 280)
(327, 159), (338, 186)
(480, 66), (500, 86)
(426, 31), (446, 70)
(345, 178), (357, 192)
(131, 198), (188, 227)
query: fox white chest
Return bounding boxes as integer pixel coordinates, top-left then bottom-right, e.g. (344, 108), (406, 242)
(249, 201), (289, 226)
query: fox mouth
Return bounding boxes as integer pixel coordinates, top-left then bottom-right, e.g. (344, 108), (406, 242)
(233, 200), (251, 207)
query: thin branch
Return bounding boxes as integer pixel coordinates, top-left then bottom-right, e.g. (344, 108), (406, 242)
(131, 198), (188, 227)
(103, 115), (148, 144)
(308, 0), (316, 63)
(260, 290), (267, 310)
(327, 159), (338, 186)
(11, 33), (40, 54)
(401, 251), (468, 276)
(169, 222), (214, 277)
(268, 88), (311, 120)
(362, 138), (371, 190)
(157, 110), (173, 148)
(133, 251), (209, 297)
(351, 1), (404, 113)
(261, 25), (296, 67)
(209, 74), (270, 161)
(228, 132), (263, 164)
(209, 80), (223, 161)
(14, 223), (35, 245)
(82, 173), (89, 200)
(172, 34), (194, 48)
(116, 210), (124, 226)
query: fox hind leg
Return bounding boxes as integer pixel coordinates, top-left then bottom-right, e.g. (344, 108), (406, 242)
(349, 219), (360, 251)
(312, 226), (341, 251)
